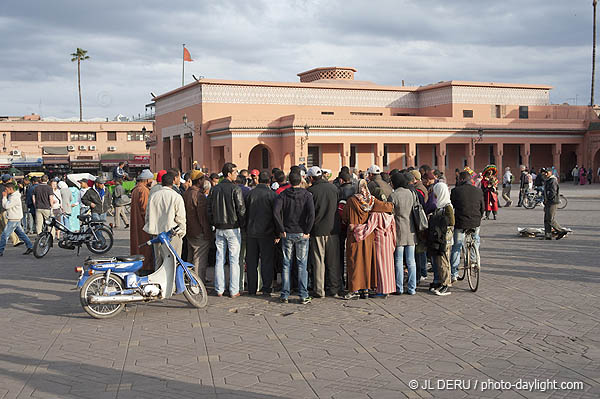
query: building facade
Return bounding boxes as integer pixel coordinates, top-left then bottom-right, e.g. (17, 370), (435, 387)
(151, 66), (599, 181)
(0, 115), (152, 176)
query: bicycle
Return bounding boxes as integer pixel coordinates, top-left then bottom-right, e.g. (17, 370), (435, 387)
(523, 190), (567, 210)
(456, 228), (480, 292)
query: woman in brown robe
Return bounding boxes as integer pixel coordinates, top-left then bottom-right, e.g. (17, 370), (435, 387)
(342, 179), (394, 299)
(129, 176), (153, 272)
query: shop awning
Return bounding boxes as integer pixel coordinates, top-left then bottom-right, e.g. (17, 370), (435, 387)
(43, 156), (70, 165)
(12, 158), (43, 168)
(70, 160), (100, 169)
(0, 158), (11, 168)
(129, 155), (150, 167)
(42, 146), (69, 155)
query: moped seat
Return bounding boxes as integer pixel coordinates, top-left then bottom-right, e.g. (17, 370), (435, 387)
(115, 255), (145, 262)
(78, 214), (91, 222)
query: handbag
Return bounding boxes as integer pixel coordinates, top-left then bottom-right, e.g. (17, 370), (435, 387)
(411, 190), (428, 233)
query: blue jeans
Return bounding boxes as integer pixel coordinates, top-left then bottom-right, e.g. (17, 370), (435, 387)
(0, 220), (33, 254)
(394, 245), (416, 294)
(415, 250), (427, 278)
(214, 228), (241, 295)
(281, 233), (309, 299)
(450, 227), (480, 278)
(91, 213), (107, 222)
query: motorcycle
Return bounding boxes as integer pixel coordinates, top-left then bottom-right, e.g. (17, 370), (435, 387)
(523, 189), (568, 210)
(76, 227), (208, 319)
(33, 214), (113, 258)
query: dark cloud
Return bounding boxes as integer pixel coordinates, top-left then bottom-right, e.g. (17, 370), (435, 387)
(0, 0), (597, 119)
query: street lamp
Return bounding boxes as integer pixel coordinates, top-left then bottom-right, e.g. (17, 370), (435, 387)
(182, 114), (199, 135)
(299, 125), (310, 162)
(2, 133), (6, 152)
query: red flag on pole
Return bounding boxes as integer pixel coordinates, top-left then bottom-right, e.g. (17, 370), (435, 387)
(183, 47), (193, 62)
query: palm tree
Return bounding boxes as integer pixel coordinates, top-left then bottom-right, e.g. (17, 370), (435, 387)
(70, 48), (90, 121)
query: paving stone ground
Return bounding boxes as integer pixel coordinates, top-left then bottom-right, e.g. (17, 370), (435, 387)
(1, 184), (599, 399)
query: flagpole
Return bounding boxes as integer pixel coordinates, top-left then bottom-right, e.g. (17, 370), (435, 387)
(182, 44), (185, 86)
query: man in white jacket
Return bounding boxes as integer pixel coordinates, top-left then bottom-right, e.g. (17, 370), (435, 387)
(143, 172), (186, 269)
(0, 183), (33, 256)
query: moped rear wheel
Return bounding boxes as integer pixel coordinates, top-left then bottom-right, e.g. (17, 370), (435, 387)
(183, 269), (208, 308)
(33, 233), (52, 258)
(80, 274), (125, 319)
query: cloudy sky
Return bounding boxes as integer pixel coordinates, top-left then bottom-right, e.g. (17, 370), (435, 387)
(0, 0), (596, 119)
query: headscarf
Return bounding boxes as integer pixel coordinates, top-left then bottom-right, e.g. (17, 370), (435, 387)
(354, 179), (375, 212)
(156, 170), (167, 183)
(433, 182), (452, 209)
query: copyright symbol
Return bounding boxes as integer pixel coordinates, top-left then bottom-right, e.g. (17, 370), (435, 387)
(409, 379), (419, 390)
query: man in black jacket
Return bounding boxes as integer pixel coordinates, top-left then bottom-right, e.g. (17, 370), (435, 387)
(245, 171), (278, 295)
(81, 177), (112, 221)
(542, 169), (568, 240)
(273, 171), (315, 304)
(307, 166), (341, 298)
(207, 162), (246, 297)
(449, 171), (485, 281)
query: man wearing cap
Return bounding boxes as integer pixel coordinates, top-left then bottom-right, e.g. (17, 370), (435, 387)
(130, 169), (154, 273)
(81, 177), (112, 221)
(184, 170), (212, 282)
(367, 164), (393, 201)
(249, 169), (259, 187)
(33, 175), (56, 234)
(541, 168), (569, 240)
(307, 166), (342, 298)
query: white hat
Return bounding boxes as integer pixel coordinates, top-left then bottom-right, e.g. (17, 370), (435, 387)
(307, 166), (322, 177)
(367, 164), (381, 175)
(138, 169), (154, 180)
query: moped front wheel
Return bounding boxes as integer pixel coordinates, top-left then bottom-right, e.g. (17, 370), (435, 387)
(86, 226), (114, 254)
(33, 233), (52, 258)
(523, 196), (536, 209)
(183, 269), (208, 308)
(80, 274), (125, 319)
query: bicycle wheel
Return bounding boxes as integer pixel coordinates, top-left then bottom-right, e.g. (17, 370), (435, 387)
(457, 247), (466, 281)
(467, 245), (480, 292)
(557, 195), (567, 210)
(523, 195), (536, 209)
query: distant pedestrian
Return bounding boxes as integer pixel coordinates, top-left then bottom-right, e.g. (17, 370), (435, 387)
(541, 169), (568, 240)
(184, 170), (212, 282)
(112, 178), (130, 229)
(273, 170), (315, 304)
(579, 166), (586, 185)
(130, 169), (154, 273)
(481, 165), (499, 220)
(587, 167), (592, 185)
(0, 183), (33, 256)
(245, 171), (278, 295)
(572, 166), (579, 185)
(501, 167), (513, 207)
(208, 163), (246, 298)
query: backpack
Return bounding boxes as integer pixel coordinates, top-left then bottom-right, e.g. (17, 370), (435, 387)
(410, 190), (428, 233)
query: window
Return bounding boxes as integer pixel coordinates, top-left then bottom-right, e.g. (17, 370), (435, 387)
(128, 131), (149, 141)
(10, 131), (38, 141)
(350, 145), (356, 168)
(321, 111), (334, 115)
(41, 132), (68, 141)
(463, 109), (474, 118)
(307, 145), (320, 167)
(383, 144), (388, 167)
(495, 105), (501, 118)
(393, 113), (412, 116)
(261, 147), (269, 169)
(519, 106), (529, 119)
(350, 112), (383, 116)
(70, 132), (96, 141)
(107, 131), (117, 141)
(489, 145), (495, 164)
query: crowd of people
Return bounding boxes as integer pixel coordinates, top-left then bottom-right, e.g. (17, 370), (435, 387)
(0, 160), (571, 294)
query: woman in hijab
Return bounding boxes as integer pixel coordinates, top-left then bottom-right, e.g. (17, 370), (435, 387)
(341, 179), (394, 299)
(427, 182), (454, 296)
(66, 180), (81, 231)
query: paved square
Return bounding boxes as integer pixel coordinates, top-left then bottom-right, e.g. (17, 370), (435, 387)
(1, 185), (599, 398)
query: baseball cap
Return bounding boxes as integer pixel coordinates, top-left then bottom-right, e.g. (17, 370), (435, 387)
(539, 167), (548, 173)
(1, 174), (12, 182)
(410, 170), (422, 181)
(367, 164), (381, 175)
(250, 169), (259, 176)
(95, 177), (107, 184)
(307, 166), (322, 177)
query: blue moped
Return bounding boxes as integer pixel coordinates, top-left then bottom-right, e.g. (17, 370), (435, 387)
(76, 227), (207, 319)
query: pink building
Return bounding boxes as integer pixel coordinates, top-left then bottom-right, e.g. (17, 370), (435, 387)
(151, 66), (600, 181)
(0, 115), (152, 176)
